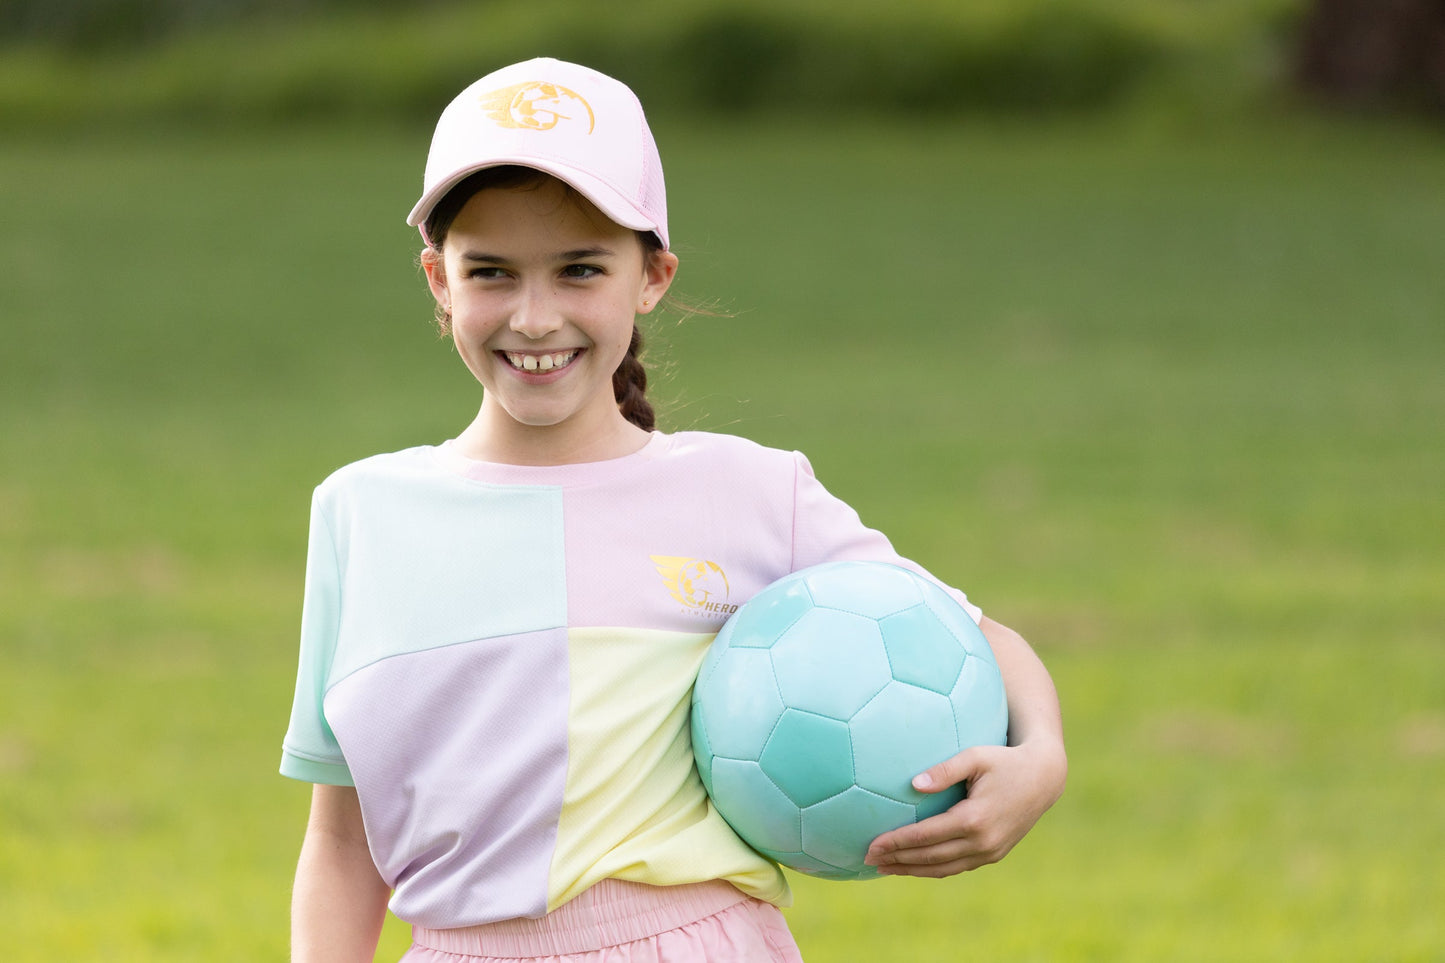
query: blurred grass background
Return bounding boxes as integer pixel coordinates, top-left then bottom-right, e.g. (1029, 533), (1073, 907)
(2, 0), (1443, 960)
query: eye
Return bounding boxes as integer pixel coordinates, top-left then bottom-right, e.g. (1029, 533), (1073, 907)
(467, 266), (509, 280)
(561, 263), (603, 280)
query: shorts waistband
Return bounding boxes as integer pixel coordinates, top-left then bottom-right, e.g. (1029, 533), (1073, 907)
(411, 878), (751, 958)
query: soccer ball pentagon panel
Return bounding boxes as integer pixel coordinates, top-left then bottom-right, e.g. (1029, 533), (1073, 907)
(691, 560), (1008, 880)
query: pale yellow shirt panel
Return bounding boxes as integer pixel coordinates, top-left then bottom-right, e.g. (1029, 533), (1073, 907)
(547, 626), (790, 911)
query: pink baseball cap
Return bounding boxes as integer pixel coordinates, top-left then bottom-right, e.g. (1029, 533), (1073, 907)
(407, 57), (669, 250)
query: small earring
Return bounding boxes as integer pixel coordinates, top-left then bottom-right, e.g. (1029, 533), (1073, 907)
(642, 299), (651, 307)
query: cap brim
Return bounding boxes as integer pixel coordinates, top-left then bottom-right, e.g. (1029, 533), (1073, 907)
(406, 159), (661, 244)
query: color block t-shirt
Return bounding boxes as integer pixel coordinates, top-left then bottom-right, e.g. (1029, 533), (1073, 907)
(279, 430), (981, 929)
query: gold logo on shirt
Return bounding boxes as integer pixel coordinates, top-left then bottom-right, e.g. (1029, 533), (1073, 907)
(478, 81), (596, 133)
(651, 556), (737, 617)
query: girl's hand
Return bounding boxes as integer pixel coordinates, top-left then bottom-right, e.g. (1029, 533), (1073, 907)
(864, 615), (1066, 878)
(863, 737), (1066, 877)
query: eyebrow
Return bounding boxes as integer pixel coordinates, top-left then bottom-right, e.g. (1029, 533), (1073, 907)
(457, 247), (618, 263)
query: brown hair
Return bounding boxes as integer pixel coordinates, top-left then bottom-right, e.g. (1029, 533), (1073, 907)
(420, 166), (663, 432)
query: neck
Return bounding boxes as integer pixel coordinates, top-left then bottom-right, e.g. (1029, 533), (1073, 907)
(452, 402), (652, 467)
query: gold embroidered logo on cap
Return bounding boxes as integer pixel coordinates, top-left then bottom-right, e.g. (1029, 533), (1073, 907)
(478, 81), (596, 133)
(651, 555), (737, 617)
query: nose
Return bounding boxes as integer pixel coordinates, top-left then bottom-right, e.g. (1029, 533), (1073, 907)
(509, 284), (564, 340)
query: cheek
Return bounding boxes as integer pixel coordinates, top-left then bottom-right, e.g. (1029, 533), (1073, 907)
(448, 311), (502, 368)
(597, 306), (638, 358)
(449, 301), (497, 335)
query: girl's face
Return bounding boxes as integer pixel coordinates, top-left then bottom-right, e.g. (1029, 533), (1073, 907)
(424, 179), (676, 464)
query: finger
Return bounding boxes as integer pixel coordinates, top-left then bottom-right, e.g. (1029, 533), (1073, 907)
(870, 829), (1015, 877)
(869, 836), (973, 870)
(875, 837), (1014, 877)
(874, 852), (993, 878)
(865, 804), (980, 861)
(910, 744), (996, 794)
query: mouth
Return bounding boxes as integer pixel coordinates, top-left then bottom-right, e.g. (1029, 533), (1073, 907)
(501, 349), (579, 373)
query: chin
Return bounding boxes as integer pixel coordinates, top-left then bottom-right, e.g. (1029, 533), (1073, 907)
(500, 405), (575, 430)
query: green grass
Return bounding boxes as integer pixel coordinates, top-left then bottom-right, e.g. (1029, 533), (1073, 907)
(2, 112), (1442, 960)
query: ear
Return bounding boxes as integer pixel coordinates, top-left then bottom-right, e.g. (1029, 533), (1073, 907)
(421, 248), (451, 310)
(637, 249), (679, 315)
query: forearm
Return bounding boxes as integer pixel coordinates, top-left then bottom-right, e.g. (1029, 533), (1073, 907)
(291, 786), (391, 963)
(980, 616), (1067, 787)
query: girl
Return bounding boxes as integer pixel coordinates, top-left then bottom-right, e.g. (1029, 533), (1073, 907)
(282, 57), (1066, 963)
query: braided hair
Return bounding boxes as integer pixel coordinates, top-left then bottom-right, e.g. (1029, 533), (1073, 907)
(612, 323), (654, 431)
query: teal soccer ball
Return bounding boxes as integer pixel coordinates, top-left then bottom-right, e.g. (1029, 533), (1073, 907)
(690, 560), (1008, 880)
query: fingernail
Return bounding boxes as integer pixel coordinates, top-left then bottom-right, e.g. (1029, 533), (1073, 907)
(913, 772), (934, 790)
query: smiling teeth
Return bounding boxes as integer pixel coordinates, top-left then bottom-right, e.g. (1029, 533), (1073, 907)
(506, 351), (577, 372)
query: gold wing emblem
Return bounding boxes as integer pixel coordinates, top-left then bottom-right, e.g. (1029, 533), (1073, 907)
(651, 555), (729, 609)
(651, 555), (694, 607)
(477, 81), (595, 132)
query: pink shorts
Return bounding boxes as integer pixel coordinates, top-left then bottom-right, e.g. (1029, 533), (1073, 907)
(399, 878), (804, 962)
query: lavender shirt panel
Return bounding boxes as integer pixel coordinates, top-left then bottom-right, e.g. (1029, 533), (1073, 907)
(323, 628), (570, 927)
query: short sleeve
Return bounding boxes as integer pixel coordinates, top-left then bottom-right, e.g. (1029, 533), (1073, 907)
(279, 490), (355, 785)
(789, 451), (983, 623)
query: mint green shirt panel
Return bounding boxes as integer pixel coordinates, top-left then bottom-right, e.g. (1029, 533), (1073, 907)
(280, 456), (568, 783)
(281, 491), (353, 784)
(324, 471), (567, 685)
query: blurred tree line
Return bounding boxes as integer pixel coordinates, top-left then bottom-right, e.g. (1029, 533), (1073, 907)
(0, 0), (453, 50)
(1, 0), (1441, 122)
